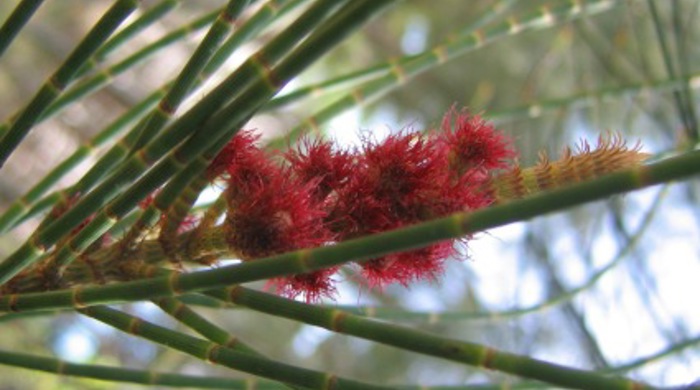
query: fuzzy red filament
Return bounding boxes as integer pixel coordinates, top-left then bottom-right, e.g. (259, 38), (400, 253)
(212, 109), (516, 301)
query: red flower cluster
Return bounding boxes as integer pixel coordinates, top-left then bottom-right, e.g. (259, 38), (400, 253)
(210, 108), (515, 301)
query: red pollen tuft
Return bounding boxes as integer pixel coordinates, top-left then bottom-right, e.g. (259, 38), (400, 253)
(285, 137), (355, 202)
(440, 107), (515, 175)
(268, 266), (338, 303)
(218, 107), (518, 295)
(361, 242), (455, 287)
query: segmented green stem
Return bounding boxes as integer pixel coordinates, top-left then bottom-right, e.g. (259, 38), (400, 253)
(75, 0), (180, 77)
(80, 305), (391, 390)
(0, 0), (139, 167)
(0, 0), (371, 283)
(329, 187), (665, 323)
(264, 0), (517, 111)
(460, 0), (518, 32)
(130, 0), (251, 153)
(154, 297), (259, 355)
(0, 1), (290, 262)
(268, 0), (618, 148)
(124, 0), (409, 264)
(199, 0), (304, 78)
(123, 0), (253, 249)
(118, 0), (251, 247)
(203, 286), (656, 390)
(0, 348), (284, 389)
(31, 90), (169, 237)
(152, 296), (304, 388)
(0, 2), (202, 139)
(130, 0), (309, 250)
(0, 0), (45, 59)
(605, 333), (700, 375)
(43, 0), (343, 244)
(26, 0), (295, 237)
(0, 91), (160, 234)
(177, 293), (233, 308)
(1, 149), (697, 312)
(489, 72), (700, 123)
(37, 7), (220, 127)
(647, 0), (698, 139)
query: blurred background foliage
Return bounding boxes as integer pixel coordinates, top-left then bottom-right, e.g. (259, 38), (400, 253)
(0, 0), (698, 388)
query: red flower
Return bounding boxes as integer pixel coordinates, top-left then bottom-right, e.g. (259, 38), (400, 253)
(216, 108), (517, 296)
(223, 141), (337, 301)
(207, 130), (275, 188)
(327, 133), (458, 286)
(333, 133), (449, 233)
(267, 266), (338, 303)
(361, 241), (455, 287)
(225, 172), (329, 259)
(285, 137), (355, 202)
(440, 107), (515, 175)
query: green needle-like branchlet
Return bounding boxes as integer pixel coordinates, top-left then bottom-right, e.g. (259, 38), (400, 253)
(0, 0), (355, 285)
(2, 2), (696, 388)
(206, 286), (657, 390)
(268, 0), (617, 149)
(0, 0), (45, 59)
(74, 0), (181, 77)
(264, 0), (518, 112)
(0, 348), (285, 389)
(0, 0), (139, 167)
(1, 149), (697, 313)
(81, 305), (392, 390)
(35, 7), (220, 128)
(22, 0), (294, 238)
(123, 0), (253, 247)
(334, 188), (664, 324)
(0, 91), (160, 234)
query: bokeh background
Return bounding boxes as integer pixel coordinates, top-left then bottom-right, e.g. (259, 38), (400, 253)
(0, 0), (698, 388)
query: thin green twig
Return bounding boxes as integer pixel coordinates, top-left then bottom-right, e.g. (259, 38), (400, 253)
(0, 348), (286, 389)
(0, 0), (139, 166)
(81, 305), (392, 389)
(0, 0), (45, 59)
(1, 149), (698, 313)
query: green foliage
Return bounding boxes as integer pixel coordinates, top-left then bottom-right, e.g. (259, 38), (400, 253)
(0, 1), (698, 389)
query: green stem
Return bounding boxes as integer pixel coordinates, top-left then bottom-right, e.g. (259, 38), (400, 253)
(605, 333), (700, 374)
(25, 0), (294, 238)
(153, 296), (261, 356)
(0, 348), (285, 389)
(75, 0), (181, 77)
(332, 186), (666, 323)
(38, 7), (220, 128)
(0, 0), (45, 59)
(489, 72), (700, 124)
(647, 0), (697, 140)
(204, 286), (656, 390)
(153, 296), (302, 389)
(0, 0), (328, 284)
(0, 90), (159, 234)
(128, 0), (394, 263)
(267, 0), (617, 149)
(81, 305), (392, 389)
(264, 0), (518, 111)
(120, 0), (252, 248)
(129, 0), (251, 153)
(0, 0), (138, 166)
(50, 0), (344, 246)
(1, 149), (698, 312)
(0, 0), (388, 284)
